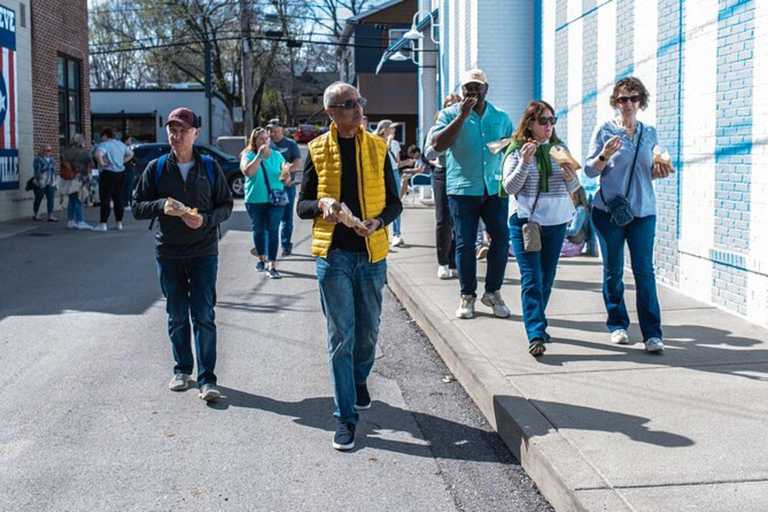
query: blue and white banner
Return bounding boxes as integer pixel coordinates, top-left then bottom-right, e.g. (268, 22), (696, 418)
(0, 4), (18, 191)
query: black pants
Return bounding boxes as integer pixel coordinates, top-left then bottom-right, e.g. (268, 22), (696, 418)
(432, 168), (456, 268)
(99, 170), (126, 223)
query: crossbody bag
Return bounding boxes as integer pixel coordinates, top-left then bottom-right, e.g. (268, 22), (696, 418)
(599, 123), (642, 227)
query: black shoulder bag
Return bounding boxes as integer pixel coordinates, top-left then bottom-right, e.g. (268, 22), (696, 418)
(600, 123), (642, 227)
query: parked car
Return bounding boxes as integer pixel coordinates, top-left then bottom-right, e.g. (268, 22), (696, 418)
(294, 124), (319, 143)
(131, 143), (245, 198)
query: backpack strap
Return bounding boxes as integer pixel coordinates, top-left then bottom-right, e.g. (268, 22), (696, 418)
(201, 155), (216, 192)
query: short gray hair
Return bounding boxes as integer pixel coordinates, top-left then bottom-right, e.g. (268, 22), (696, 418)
(323, 81), (355, 108)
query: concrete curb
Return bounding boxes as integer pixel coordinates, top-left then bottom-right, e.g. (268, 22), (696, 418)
(386, 259), (631, 511)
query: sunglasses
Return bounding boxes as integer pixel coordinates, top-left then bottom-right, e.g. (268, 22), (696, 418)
(330, 97), (367, 110)
(536, 116), (558, 126)
(616, 95), (641, 105)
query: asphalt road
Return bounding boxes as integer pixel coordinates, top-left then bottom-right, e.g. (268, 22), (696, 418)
(0, 197), (550, 511)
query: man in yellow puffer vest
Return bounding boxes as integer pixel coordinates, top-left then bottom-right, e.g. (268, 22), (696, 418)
(297, 82), (403, 451)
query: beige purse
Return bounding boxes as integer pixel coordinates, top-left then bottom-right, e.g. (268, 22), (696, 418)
(521, 184), (542, 252)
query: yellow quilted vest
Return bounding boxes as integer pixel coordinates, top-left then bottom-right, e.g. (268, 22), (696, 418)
(308, 123), (389, 263)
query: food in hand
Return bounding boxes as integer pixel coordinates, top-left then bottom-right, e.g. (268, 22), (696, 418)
(653, 145), (673, 167)
(164, 197), (198, 217)
(549, 146), (582, 170)
(337, 203), (367, 231)
(486, 137), (514, 154)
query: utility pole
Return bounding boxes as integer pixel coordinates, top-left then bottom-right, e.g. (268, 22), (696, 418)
(239, 0), (254, 137)
(205, 39), (213, 145)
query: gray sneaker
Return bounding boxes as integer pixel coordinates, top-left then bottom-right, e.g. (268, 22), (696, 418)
(455, 295), (475, 319)
(644, 337), (665, 353)
(169, 373), (191, 391)
(480, 290), (511, 318)
(199, 384), (221, 401)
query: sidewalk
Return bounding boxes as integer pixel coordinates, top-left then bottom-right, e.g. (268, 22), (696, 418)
(386, 204), (768, 511)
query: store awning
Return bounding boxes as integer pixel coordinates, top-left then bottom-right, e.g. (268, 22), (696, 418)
(375, 9), (438, 75)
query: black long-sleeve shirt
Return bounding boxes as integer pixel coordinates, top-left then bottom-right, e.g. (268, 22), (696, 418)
(297, 136), (402, 253)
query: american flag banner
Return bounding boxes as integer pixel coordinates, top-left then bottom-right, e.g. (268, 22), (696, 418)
(0, 4), (18, 191)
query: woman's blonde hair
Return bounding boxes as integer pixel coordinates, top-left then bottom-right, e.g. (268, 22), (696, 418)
(571, 187), (590, 212)
(242, 127), (268, 156)
(68, 133), (86, 149)
(511, 100), (561, 145)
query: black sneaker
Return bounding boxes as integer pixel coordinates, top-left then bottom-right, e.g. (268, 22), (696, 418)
(282, 249), (292, 257)
(333, 422), (355, 451)
(355, 384), (371, 410)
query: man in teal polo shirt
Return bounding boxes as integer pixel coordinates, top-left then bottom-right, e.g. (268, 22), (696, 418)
(431, 69), (514, 319)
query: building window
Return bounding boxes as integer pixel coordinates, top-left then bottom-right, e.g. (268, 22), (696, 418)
(58, 55), (82, 148)
(388, 28), (408, 47)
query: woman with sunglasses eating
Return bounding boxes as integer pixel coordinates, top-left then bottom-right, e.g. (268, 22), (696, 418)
(502, 100), (580, 357)
(584, 76), (674, 354)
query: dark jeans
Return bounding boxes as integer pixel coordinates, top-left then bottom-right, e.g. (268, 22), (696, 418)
(33, 185), (56, 215)
(245, 202), (285, 262)
(509, 214), (567, 341)
(447, 193), (509, 297)
(280, 185), (296, 252)
(432, 169), (455, 268)
(156, 255), (219, 386)
(123, 171), (135, 207)
(316, 249), (387, 424)
(591, 208), (662, 340)
(99, 170), (126, 223)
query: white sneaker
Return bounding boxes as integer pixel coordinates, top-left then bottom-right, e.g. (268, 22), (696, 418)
(67, 220), (76, 229)
(475, 245), (488, 260)
(480, 290), (511, 318)
(115, 222), (124, 231)
(455, 295), (475, 319)
(93, 223), (108, 232)
(437, 265), (452, 280)
(169, 373), (191, 391)
(76, 222), (93, 230)
(611, 329), (630, 345)
(391, 235), (404, 247)
(199, 384), (221, 402)
(644, 337), (665, 353)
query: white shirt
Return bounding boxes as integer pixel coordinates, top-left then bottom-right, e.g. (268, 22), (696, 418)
(178, 161), (195, 182)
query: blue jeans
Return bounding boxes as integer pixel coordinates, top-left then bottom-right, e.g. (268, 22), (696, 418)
(448, 193), (509, 297)
(509, 214), (567, 341)
(280, 185), (296, 252)
(245, 202), (285, 262)
(591, 208), (662, 340)
(316, 250), (387, 424)
(67, 193), (84, 223)
(391, 168), (402, 236)
(33, 185), (56, 215)
(156, 255), (219, 386)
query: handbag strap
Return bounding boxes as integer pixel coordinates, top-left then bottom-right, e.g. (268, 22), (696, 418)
(260, 161), (272, 194)
(599, 122), (643, 205)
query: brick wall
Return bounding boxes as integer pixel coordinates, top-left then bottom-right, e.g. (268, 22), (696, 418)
(32, 0), (90, 161)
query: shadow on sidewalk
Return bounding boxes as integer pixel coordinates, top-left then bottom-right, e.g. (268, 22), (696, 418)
(495, 396), (695, 448)
(207, 388), (510, 460)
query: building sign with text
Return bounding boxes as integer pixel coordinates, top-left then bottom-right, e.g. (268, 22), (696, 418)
(0, 4), (18, 191)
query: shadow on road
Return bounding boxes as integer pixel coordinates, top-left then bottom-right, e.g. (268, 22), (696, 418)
(207, 388), (512, 460)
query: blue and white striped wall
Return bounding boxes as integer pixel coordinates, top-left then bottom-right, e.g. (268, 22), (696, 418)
(538, 0), (768, 327)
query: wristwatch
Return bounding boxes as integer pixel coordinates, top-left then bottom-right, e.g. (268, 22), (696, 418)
(598, 154), (606, 162)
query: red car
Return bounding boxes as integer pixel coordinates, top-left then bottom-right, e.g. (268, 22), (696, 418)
(294, 124), (319, 143)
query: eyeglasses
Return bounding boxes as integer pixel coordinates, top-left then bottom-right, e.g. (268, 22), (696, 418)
(616, 95), (641, 105)
(329, 97), (367, 110)
(537, 116), (558, 126)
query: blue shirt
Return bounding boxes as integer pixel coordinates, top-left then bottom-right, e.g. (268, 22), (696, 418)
(96, 139), (132, 173)
(269, 137), (301, 169)
(242, 150), (286, 204)
(432, 101), (514, 196)
(584, 121), (659, 217)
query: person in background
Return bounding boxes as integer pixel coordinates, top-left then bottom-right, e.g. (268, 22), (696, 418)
(503, 100), (580, 356)
(32, 145), (58, 222)
(122, 135), (137, 208)
(585, 76), (674, 353)
(561, 187), (591, 257)
(241, 127), (290, 279)
(425, 93), (460, 279)
(93, 128), (134, 232)
(374, 119), (406, 247)
(430, 69), (514, 319)
(267, 119), (303, 257)
(59, 134), (95, 230)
